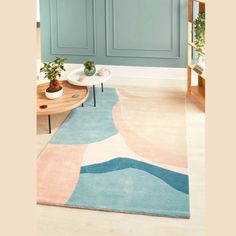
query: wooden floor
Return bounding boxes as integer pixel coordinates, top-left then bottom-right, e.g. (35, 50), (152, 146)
(37, 80), (205, 236)
(37, 28), (205, 236)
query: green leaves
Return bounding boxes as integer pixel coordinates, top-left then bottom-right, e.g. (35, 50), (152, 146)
(194, 12), (205, 59)
(40, 57), (67, 80)
(83, 60), (95, 70)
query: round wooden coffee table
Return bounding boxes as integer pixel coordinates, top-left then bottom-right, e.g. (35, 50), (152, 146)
(37, 80), (89, 133)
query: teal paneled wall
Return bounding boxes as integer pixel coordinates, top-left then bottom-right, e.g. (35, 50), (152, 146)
(40, 0), (187, 67)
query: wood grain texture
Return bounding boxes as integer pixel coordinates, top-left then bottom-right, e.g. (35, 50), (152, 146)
(187, 0), (205, 110)
(198, 76), (205, 89)
(193, 0), (205, 3)
(37, 80), (89, 116)
(188, 0), (193, 22)
(188, 64), (206, 80)
(199, 2), (205, 13)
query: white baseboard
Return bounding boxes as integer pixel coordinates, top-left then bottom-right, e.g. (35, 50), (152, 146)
(104, 64), (187, 81)
(36, 60), (187, 82)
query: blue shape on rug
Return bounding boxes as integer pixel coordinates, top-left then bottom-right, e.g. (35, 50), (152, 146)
(80, 158), (189, 194)
(66, 168), (190, 218)
(50, 87), (118, 144)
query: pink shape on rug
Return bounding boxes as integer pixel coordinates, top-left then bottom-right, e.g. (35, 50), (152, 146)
(112, 102), (187, 168)
(117, 88), (139, 99)
(82, 133), (187, 174)
(82, 133), (146, 166)
(37, 144), (87, 205)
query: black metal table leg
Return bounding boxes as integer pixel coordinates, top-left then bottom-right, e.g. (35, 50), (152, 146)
(81, 103), (84, 107)
(101, 83), (104, 92)
(48, 115), (51, 134)
(93, 85), (96, 107)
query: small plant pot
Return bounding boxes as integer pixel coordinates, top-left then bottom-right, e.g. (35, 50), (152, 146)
(84, 66), (96, 76)
(45, 87), (63, 99)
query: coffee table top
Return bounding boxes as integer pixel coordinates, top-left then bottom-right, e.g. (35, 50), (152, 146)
(37, 80), (89, 116)
(67, 67), (111, 86)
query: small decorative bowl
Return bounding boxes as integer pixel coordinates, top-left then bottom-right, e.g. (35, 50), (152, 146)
(79, 75), (86, 82)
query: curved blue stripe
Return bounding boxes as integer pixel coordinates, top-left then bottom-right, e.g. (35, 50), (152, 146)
(80, 158), (189, 194)
(50, 88), (118, 144)
(66, 168), (190, 218)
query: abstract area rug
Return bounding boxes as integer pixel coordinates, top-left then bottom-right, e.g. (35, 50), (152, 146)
(37, 86), (190, 218)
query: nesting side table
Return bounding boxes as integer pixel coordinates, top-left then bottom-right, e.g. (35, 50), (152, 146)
(37, 80), (89, 133)
(67, 68), (111, 107)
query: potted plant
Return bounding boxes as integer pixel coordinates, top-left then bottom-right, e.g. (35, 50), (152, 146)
(83, 60), (96, 76)
(40, 57), (67, 99)
(194, 11), (205, 62)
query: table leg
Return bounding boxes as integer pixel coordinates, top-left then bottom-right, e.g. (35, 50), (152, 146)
(81, 103), (84, 107)
(101, 83), (104, 92)
(48, 115), (51, 134)
(93, 85), (96, 107)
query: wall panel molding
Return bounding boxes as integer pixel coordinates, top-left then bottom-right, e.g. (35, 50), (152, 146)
(105, 0), (181, 59)
(50, 0), (96, 56)
(40, 0), (187, 68)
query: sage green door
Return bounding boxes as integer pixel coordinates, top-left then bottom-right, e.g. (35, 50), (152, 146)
(40, 0), (187, 67)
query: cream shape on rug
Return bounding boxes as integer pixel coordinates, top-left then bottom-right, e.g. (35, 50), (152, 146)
(112, 102), (188, 168)
(82, 133), (187, 174)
